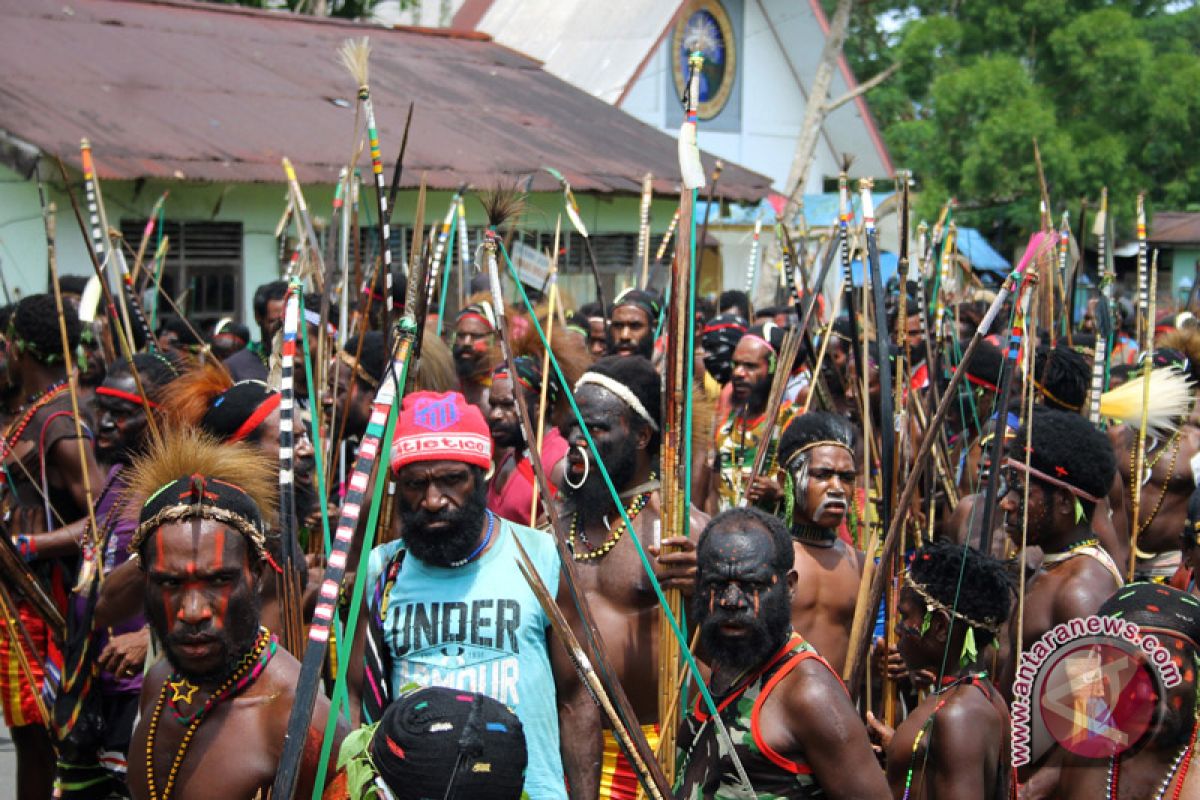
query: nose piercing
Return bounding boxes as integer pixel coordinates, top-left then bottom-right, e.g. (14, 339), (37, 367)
(563, 444), (591, 490)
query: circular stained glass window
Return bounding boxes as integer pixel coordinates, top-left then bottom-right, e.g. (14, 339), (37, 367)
(671, 0), (737, 121)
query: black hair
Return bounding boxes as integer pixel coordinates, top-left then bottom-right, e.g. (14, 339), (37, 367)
(58, 275), (90, 296)
(578, 302), (606, 320)
(253, 280), (289, 320)
(302, 292), (340, 331)
(719, 290), (751, 321)
(200, 380), (278, 444)
(1034, 341), (1089, 413)
(13, 293), (80, 364)
(211, 321), (251, 346)
(961, 338), (1004, 391)
(161, 317), (203, 347)
(106, 351), (185, 404)
(778, 411), (855, 471)
(1014, 406), (1116, 512)
(698, 507), (794, 576)
(344, 331), (386, 386)
(582, 355), (661, 453)
(1099, 582), (1200, 656)
(909, 538), (1012, 646)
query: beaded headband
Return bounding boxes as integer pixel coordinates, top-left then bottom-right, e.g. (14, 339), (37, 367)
(575, 373), (659, 431)
(905, 572), (1002, 635)
(783, 439), (853, 471)
(336, 350), (380, 391)
(130, 475), (267, 561)
(1031, 377), (1083, 412)
(1003, 456), (1101, 504)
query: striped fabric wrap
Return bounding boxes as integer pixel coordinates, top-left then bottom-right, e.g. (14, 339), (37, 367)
(273, 319), (414, 798)
(279, 285), (300, 558)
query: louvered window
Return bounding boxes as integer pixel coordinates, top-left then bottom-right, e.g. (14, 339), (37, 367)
(120, 220), (243, 330)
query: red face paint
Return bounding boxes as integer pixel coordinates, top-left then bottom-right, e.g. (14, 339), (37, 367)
(472, 339), (489, 354)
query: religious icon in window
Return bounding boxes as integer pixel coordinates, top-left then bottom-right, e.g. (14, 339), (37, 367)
(671, 0), (737, 121)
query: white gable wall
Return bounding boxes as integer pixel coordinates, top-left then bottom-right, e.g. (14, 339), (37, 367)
(620, 0), (891, 195)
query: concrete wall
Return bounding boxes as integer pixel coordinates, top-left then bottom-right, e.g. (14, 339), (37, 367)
(0, 162), (683, 321)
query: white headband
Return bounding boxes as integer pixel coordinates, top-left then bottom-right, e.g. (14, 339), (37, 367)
(574, 373), (659, 431)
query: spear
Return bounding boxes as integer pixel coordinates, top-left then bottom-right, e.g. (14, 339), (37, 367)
(480, 198), (674, 798)
(845, 261), (1034, 696)
(977, 234), (1054, 554)
(80, 140), (154, 351)
(425, 186), (466, 326)
(339, 37), (396, 353)
(744, 217), (764, 296)
(637, 172), (654, 288)
(861, 179), (895, 532)
(52, 158), (161, 444)
(1129, 251), (1158, 581)
(528, 218), (561, 524)
(1087, 188), (1114, 425)
(1136, 192), (1149, 346)
(275, 283), (306, 655)
(544, 166), (607, 314)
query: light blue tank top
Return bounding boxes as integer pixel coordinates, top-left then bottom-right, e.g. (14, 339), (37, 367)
(367, 518), (567, 799)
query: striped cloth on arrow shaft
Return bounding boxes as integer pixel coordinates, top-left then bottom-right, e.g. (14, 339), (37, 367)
(81, 143), (154, 347)
(279, 287), (300, 562)
(425, 194), (460, 314)
(273, 323), (412, 799)
(363, 92), (394, 313)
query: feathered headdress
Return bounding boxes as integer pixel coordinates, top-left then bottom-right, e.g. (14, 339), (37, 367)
(1100, 367), (1194, 437)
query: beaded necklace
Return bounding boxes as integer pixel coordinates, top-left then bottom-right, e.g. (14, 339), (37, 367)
(145, 627), (276, 800)
(0, 381), (69, 459)
(1131, 429), (1183, 538)
(570, 478), (656, 561)
(1106, 718), (1197, 800)
(1042, 537), (1101, 567)
(449, 511), (495, 568)
(902, 671), (990, 800)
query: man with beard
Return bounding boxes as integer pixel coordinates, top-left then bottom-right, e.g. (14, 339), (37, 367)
(710, 322), (796, 513)
(348, 390), (567, 799)
(775, 412), (865, 675)
(607, 289), (660, 359)
(1050, 583), (1200, 798)
(866, 540), (1014, 800)
(2, 293), (105, 799)
(554, 355), (704, 800)
(452, 301), (500, 412)
(486, 356), (569, 527)
(125, 431), (341, 799)
(675, 507), (889, 799)
(19, 352), (183, 798)
(699, 313), (746, 416)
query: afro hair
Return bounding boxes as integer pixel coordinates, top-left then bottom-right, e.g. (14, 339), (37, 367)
(1014, 406), (1116, 509)
(778, 411), (855, 471)
(1034, 341), (1089, 413)
(13, 293), (80, 365)
(909, 538), (1013, 646)
(1155, 327), (1200, 384)
(1099, 582), (1200, 658)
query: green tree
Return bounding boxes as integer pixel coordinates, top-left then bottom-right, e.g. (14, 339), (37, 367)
(830, 1), (1200, 241)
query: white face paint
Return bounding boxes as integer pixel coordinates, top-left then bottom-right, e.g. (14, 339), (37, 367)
(1190, 451), (1200, 488)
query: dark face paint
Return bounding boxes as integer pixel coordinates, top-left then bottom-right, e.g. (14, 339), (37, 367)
(561, 386), (640, 520)
(694, 528), (792, 672)
(396, 461), (490, 567)
(143, 520), (262, 685)
(93, 374), (148, 463)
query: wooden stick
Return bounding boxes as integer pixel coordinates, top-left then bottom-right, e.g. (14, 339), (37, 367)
(529, 223), (561, 523)
(1129, 250), (1158, 581)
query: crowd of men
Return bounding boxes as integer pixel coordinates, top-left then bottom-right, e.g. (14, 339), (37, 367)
(2, 260), (1200, 800)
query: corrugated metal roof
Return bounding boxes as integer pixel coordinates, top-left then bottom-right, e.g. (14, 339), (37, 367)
(1151, 212), (1200, 246)
(0, 0), (770, 200)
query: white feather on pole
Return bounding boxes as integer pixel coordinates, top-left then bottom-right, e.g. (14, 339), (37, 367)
(1100, 367), (1194, 437)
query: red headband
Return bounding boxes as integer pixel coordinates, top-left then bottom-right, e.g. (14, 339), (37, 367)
(229, 393), (281, 443)
(457, 312), (495, 332)
(95, 386), (159, 409)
